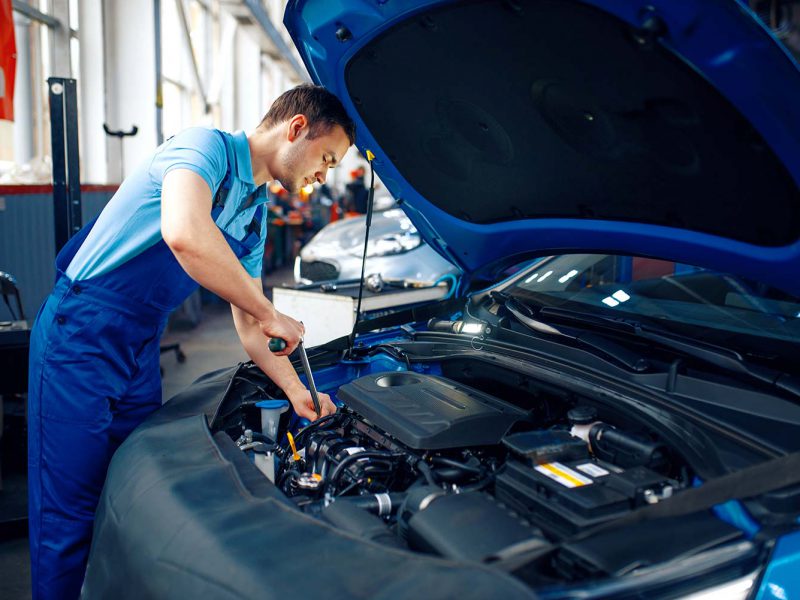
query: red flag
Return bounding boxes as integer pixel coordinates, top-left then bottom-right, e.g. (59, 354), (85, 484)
(0, 0), (17, 121)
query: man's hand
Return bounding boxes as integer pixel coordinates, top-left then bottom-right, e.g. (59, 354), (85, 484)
(259, 311), (305, 356)
(286, 388), (337, 421)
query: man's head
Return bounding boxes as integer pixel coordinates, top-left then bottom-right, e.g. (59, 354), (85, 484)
(257, 84), (355, 193)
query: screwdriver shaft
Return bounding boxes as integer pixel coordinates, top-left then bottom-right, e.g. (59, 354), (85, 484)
(298, 341), (322, 418)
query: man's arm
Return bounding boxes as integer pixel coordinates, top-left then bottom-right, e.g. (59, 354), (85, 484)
(161, 168), (303, 355)
(231, 279), (337, 422)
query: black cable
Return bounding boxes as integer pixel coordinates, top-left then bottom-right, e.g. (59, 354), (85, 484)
(278, 469), (302, 490)
(248, 431), (276, 445)
(328, 452), (398, 488)
(461, 473), (496, 492)
(293, 412), (343, 446)
(416, 460), (438, 487)
(335, 477), (367, 497)
(325, 451), (403, 494)
(334, 460), (394, 497)
(347, 156), (376, 358)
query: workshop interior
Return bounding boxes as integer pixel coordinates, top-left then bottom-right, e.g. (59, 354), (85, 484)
(3, 1), (800, 599)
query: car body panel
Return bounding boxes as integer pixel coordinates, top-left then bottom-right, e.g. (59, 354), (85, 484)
(284, 0), (800, 293)
(755, 531), (800, 600)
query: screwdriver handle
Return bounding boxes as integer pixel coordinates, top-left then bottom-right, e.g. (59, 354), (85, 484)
(269, 338), (287, 352)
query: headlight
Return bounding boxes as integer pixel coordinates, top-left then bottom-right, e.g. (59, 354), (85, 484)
(350, 231), (422, 258)
(679, 572), (758, 600)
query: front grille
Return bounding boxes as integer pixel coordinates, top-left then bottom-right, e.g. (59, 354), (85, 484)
(299, 260), (339, 282)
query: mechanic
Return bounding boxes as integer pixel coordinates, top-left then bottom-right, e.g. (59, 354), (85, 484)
(27, 84), (353, 599)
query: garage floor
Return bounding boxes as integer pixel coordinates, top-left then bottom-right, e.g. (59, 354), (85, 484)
(0, 266), (294, 599)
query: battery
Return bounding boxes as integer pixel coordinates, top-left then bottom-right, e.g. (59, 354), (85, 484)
(495, 457), (676, 538)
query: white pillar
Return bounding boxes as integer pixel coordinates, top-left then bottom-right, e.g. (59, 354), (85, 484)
(12, 14), (34, 164)
(78, 0), (107, 183)
(103, 0), (156, 181)
(218, 14), (236, 133)
(234, 26), (261, 130)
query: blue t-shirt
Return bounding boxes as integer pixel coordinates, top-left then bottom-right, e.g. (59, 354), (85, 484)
(65, 128), (268, 281)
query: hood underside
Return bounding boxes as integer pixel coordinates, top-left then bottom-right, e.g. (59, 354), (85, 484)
(285, 0), (800, 293)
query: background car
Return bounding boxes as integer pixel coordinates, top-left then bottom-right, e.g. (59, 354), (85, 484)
(294, 205), (458, 286)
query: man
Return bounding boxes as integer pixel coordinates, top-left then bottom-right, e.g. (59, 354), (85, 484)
(27, 84), (354, 599)
(344, 165), (369, 214)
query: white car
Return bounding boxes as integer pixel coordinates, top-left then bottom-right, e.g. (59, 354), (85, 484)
(294, 207), (458, 285)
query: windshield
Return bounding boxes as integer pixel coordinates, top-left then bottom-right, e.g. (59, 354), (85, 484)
(508, 254), (800, 349)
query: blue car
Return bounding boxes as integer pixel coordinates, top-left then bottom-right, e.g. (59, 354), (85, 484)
(83, 1), (800, 598)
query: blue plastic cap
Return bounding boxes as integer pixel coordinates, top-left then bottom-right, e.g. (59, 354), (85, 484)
(256, 400), (290, 410)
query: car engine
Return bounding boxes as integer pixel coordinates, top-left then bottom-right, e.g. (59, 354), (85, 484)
(230, 367), (709, 582)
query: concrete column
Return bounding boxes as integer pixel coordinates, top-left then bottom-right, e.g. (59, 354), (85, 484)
(78, 0), (107, 182)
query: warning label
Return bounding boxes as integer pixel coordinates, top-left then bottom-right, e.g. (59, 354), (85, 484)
(576, 463), (610, 478)
(535, 462), (593, 488)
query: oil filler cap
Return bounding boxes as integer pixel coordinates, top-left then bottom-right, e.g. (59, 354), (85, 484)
(567, 405), (598, 425)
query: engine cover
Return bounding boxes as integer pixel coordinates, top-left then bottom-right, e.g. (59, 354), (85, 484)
(337, 372), (526, 449)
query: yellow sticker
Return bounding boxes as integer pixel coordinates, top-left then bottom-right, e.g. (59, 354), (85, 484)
(535, 462), (593, 488)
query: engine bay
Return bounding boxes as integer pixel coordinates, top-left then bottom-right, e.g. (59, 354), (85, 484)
(223, 354), (751, 587)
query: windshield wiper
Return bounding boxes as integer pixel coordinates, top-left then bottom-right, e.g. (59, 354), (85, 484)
(499, 294), (651, 373)
(495, 293), (800, 399)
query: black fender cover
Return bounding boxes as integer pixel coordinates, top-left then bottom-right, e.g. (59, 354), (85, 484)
(82, 365), (537, 599)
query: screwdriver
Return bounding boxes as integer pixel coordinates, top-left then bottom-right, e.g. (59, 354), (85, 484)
(269, 337), (322, 418)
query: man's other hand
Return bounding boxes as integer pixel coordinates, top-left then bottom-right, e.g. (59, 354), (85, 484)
(287, 389), (337, 421)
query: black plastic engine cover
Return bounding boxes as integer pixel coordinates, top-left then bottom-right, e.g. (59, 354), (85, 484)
(337, 372), (526, 449)
(409, 492), (547, 562)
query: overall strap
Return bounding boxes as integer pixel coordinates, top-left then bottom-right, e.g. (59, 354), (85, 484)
(240, 202), (266, 250)
(211, 131), (264, 234)
(213, 130), (237, 212)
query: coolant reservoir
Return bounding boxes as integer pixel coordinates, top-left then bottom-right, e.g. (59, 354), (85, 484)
(256, 399), (290, 443)
(254, 452), (276, 482)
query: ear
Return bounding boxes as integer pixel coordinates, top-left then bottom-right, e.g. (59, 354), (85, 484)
(287, 114), (308, 142)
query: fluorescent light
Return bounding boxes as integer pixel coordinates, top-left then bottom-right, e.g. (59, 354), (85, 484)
(558, 269), (579, 284)
(537, 270), (553, 282)
(602, 297), (620, 307)
(524, 273), (539, 283)
(612, 290), (631, 302)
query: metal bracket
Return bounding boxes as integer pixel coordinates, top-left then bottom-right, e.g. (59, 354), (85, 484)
(49, 77), (82, 255)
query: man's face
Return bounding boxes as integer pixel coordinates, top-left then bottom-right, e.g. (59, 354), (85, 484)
(275, 123), (351, 193)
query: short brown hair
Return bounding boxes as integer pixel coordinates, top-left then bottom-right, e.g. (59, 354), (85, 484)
(260, 84), (356, 145)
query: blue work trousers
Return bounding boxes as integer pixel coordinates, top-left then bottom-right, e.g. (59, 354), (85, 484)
(28, 276), (166, 599)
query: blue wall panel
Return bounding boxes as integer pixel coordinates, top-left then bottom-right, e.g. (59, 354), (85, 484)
(0, 189), (115, 322)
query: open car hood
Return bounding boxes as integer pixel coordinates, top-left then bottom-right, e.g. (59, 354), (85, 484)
(285, 0), (800, 293)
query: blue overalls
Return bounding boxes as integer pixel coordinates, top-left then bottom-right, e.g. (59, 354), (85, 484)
(27, 132), (264, 599)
